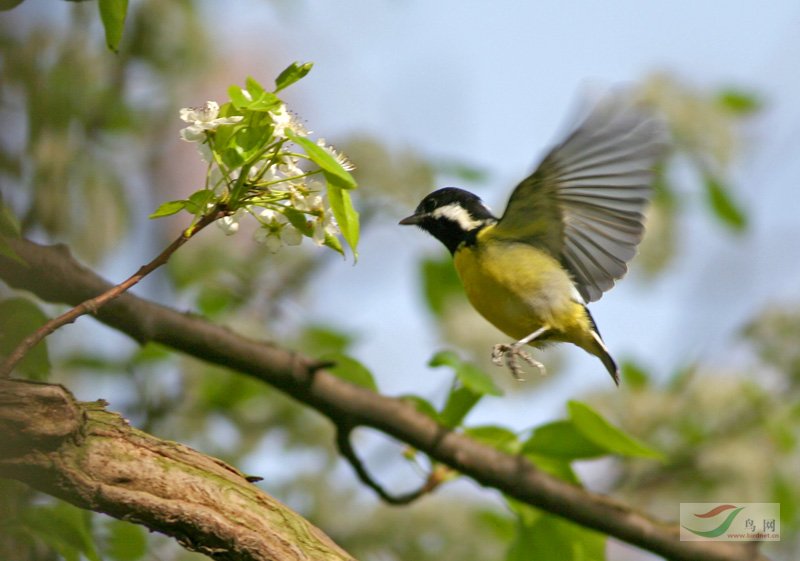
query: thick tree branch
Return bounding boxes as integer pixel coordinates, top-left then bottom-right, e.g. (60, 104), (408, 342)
(0, 378), (355, 561)
(0, 238), (768, 561)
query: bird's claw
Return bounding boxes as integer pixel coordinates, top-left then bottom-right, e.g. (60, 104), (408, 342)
(491, 343), (546, 381)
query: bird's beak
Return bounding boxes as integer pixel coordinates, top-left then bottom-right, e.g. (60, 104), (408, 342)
(399, 213), (423, 226)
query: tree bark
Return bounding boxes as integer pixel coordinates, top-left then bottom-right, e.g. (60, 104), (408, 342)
(0, 237), (769, 561)
(0, 378), (355, 561)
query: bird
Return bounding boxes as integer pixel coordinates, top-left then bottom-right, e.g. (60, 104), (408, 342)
(399, 92), (668, 385)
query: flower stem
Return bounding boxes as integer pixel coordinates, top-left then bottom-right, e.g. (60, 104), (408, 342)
(0, 208), (225, 378)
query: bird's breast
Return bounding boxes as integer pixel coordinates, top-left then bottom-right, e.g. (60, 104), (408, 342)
(453, 234), (584, 341)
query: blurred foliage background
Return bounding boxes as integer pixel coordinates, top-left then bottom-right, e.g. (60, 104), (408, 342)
(1, 2), (799, 561)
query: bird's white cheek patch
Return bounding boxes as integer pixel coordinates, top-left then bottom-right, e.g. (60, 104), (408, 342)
(432, 203), (485, 231)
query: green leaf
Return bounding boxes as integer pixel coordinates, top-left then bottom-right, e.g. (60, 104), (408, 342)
(184, 189), (216, 214)
(772, 474), (799, 527)
(476, 508), (518, 542)
(440, 385), (481, 428)
(434, 159), (490, 184)
(287, 132), (357, 190)
(196, 284), (236, 318)
(274, 61), (313, 93)
(149, 199), (187, 219)
(323, 229), (345, 256)
(429, 350), (502, 396)
(322, 352), (378, 391)
(0, 298), (51, 379)
(465, 425), (519, 454)
(0, 200), (20, 237)
(507, 514), (606, 561)
(300, 325), (354, 355)
(243, 77), (280, 111)
(287, 131), (361, 254)
(228, 80), (281, 112)
(281, 206), (314, 236)
(228, 85), (252, 111)
(0, 236), (24, 265)
(0, 0), (26, 12)
(247, 91), (281, 112)
(199, 368), (265, 411)
(522, 420), (607, 460)
(131, 342), (172, 365)
(23, 502), (101, 561)
(237, 120), (271, 153)
(716, 88), (762, 115)
(420, 256), (463, 317)
(505, 498), (545, 527)
(703, 175), (747, 232)
(215, 102), (246, 147)
(220, 145), (246, 169)
(431, 350), (497, 427)
(104, 519), (147, 561)
(568, 401), (664, 460)
(523, 453), (580, 484)
(399, 395), (441, 422)
(326, 183), (360, 257)
(98, 0), (129, 52)
(245, 76), (266, 97)
(620, 360), (649, 389)
(0, 200), (23, 263)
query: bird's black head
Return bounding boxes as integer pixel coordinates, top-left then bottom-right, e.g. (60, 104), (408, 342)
(399, 187), (497, 254)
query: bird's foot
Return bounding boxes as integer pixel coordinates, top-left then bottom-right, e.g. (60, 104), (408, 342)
(491, 343), (546, 381)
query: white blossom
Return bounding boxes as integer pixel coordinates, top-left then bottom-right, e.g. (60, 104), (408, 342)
(269, 104), (308, 139)
(216, 209), (245, 235)
(179, 101), (243, 143)
(316, 138), (355, 171)
(254, 208), (303, 253)
(292, 193), (339, 246)
(312, 213), (339, 246)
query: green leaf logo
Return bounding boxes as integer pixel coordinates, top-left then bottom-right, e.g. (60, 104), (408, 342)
(682, 505), (745, 538)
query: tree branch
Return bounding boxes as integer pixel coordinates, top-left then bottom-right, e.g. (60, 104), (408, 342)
(0, 209), (225, 378)
(0, 237), (768, 561)
(0, 378), (355, 561)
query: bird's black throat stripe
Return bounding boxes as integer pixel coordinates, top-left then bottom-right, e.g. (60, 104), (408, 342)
(460, 223), (488, 250)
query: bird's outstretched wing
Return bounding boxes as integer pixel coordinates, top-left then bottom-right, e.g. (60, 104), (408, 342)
(492, 92), (669, 302)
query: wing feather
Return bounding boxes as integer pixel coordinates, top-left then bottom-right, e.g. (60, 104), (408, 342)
(492, 92), (669, 302)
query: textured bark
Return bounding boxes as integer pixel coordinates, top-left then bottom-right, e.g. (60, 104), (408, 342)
(0, 378), (355, 561)
(0, 237), (769, 561)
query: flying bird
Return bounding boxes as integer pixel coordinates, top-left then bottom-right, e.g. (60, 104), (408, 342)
(400, 93), (668, 384)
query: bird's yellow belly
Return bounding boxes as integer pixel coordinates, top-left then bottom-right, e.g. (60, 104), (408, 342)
(453, 239), (590, 344)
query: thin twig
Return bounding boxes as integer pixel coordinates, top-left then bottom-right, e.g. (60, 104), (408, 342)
(0, 209), (225, 378)
(335, 426), (440, 505)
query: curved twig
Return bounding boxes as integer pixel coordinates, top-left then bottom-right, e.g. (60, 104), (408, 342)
(335, 425), (438, 505)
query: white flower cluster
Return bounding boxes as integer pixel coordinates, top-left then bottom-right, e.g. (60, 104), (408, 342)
(214, 181), (340, 254)
(178, 99), (347, 254)
(269, 104), (308, 140)
(179, 101), (243, 142)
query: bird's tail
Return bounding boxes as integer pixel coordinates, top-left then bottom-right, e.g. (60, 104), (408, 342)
(582, 307), (619, 385)
(589, 330), (620, 386)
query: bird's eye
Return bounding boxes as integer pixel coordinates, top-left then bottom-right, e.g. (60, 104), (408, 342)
(423, 198), (437, 213)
